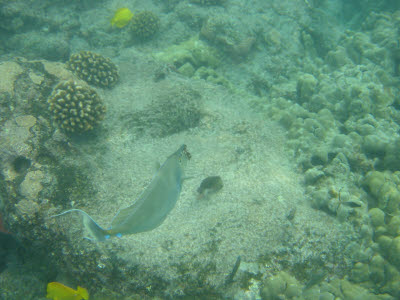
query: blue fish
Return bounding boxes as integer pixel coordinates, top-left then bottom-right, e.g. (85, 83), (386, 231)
(52, 145), (191, 241)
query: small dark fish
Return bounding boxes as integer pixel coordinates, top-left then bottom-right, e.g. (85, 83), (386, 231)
(342, 200), (363, 208)
(286, 207), (296, 221)
(197, 176), (223, 198)
(225, 255), (241, 285)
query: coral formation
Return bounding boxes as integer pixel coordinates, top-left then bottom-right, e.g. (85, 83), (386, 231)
(67, 51), (119, 88)
(125, 83), (203, 137)
(155, 38), (228, 85)
(3, 0), (400, 298)
(156, 38), (219, 72)
(296, 73), (318, 103)
(363, 171), (400, 215)
(257, 9), (400, 299)
(200, 14), (255, 59)
(47, 80), (106, 133)
(260, 271), (394, 300)
(261, 271), (302, 299)
(129, 11), (160, 39)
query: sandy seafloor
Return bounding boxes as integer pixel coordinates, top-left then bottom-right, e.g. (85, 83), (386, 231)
(1, 0), (400, 299)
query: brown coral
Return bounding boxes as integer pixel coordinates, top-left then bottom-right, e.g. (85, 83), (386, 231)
(130, 11), (160, 39)
(67, 51), (119, 88)
(48, 80), (106, 133)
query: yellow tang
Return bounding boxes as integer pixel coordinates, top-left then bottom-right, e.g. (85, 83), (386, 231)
(46, 282), (89, 300)
(111, 8), (134, 28)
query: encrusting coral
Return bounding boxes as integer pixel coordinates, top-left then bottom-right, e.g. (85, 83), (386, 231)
(48, 80), (106, 133)
(67, 51), (119, 88)
(129, 11), (160, 40)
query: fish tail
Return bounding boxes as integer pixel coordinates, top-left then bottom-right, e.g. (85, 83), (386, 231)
(51, 209), (110, 242)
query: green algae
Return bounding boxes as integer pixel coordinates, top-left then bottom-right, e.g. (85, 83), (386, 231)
(155, 38), (221, 82)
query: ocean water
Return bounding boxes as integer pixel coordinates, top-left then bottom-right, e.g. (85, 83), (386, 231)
(0, 0), (400, 299)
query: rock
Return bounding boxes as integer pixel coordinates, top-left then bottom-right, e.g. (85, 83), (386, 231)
(19, 170), (44, 200)
(364, 171), (385, 198)
(351, 262), (369, 282)
(260, 271), (302, 299)
(389, 236), (400, 269)
(369, 208), (385, 228)
(319, 292), (335, 300)
(377, 235), (392, 256)
(369, 254), (385, 284)
(387, 216), (400, 237)
(0, 119), (33, 158)
(28, 71), (44, 85)
(0, 62), (23, 94)
(363, 134), (387, 156)
(385, 190), (400, 215)
(297, 73), (318, 102)
(177, 62), (195, 77)
(15, 115), (37, 128)
(310, 189), (329, 210)
(15, 199), (39, 220)
(326, 46), (352, 68)
(375, 226), (387, 237)
(340, 278), (376, 299)
(304, 167), (324, 185)
(42, 61), (76, 81)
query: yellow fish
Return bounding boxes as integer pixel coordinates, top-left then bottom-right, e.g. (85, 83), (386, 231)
(46, 282), (89, 300)
(111, 8), (133, 28)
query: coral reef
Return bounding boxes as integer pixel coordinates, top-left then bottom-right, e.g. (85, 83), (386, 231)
(156, 38), (219, 72)
(260, 270), (394, 299)
(193, 66), (229, 86)
(3, 0), (400, 299)
(48, 80), (106, 133)
(155, 38), (229, 85)
(67, 51), (119, 88)
(296, 73), (318, 103)
(200, 14), (256, 59)
(260, 271), (302, 299)
(129, 11), (160, 40)
(0, 59), (108, 299)
(255, 8), (400, 300)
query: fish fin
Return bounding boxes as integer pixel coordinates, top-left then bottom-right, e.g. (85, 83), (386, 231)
(110, 204), (138, 231)
(182, 175), (195, 181)
(154, 161), (161, 171)
(77, 286), (89, 299)
(51, 209), (109, 242)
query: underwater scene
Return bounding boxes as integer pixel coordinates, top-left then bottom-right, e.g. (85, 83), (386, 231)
(1, 0), (400, 299)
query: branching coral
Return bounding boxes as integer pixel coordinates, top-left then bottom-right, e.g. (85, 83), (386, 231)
(129, 11), (160, 40)
(67, 51), (119, 88)
(48, 80), (106, 133)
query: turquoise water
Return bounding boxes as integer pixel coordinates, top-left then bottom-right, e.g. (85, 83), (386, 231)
(0, 0), (400, 299)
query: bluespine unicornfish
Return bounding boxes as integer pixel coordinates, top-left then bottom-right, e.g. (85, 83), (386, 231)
(52, 145), (191, 241)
